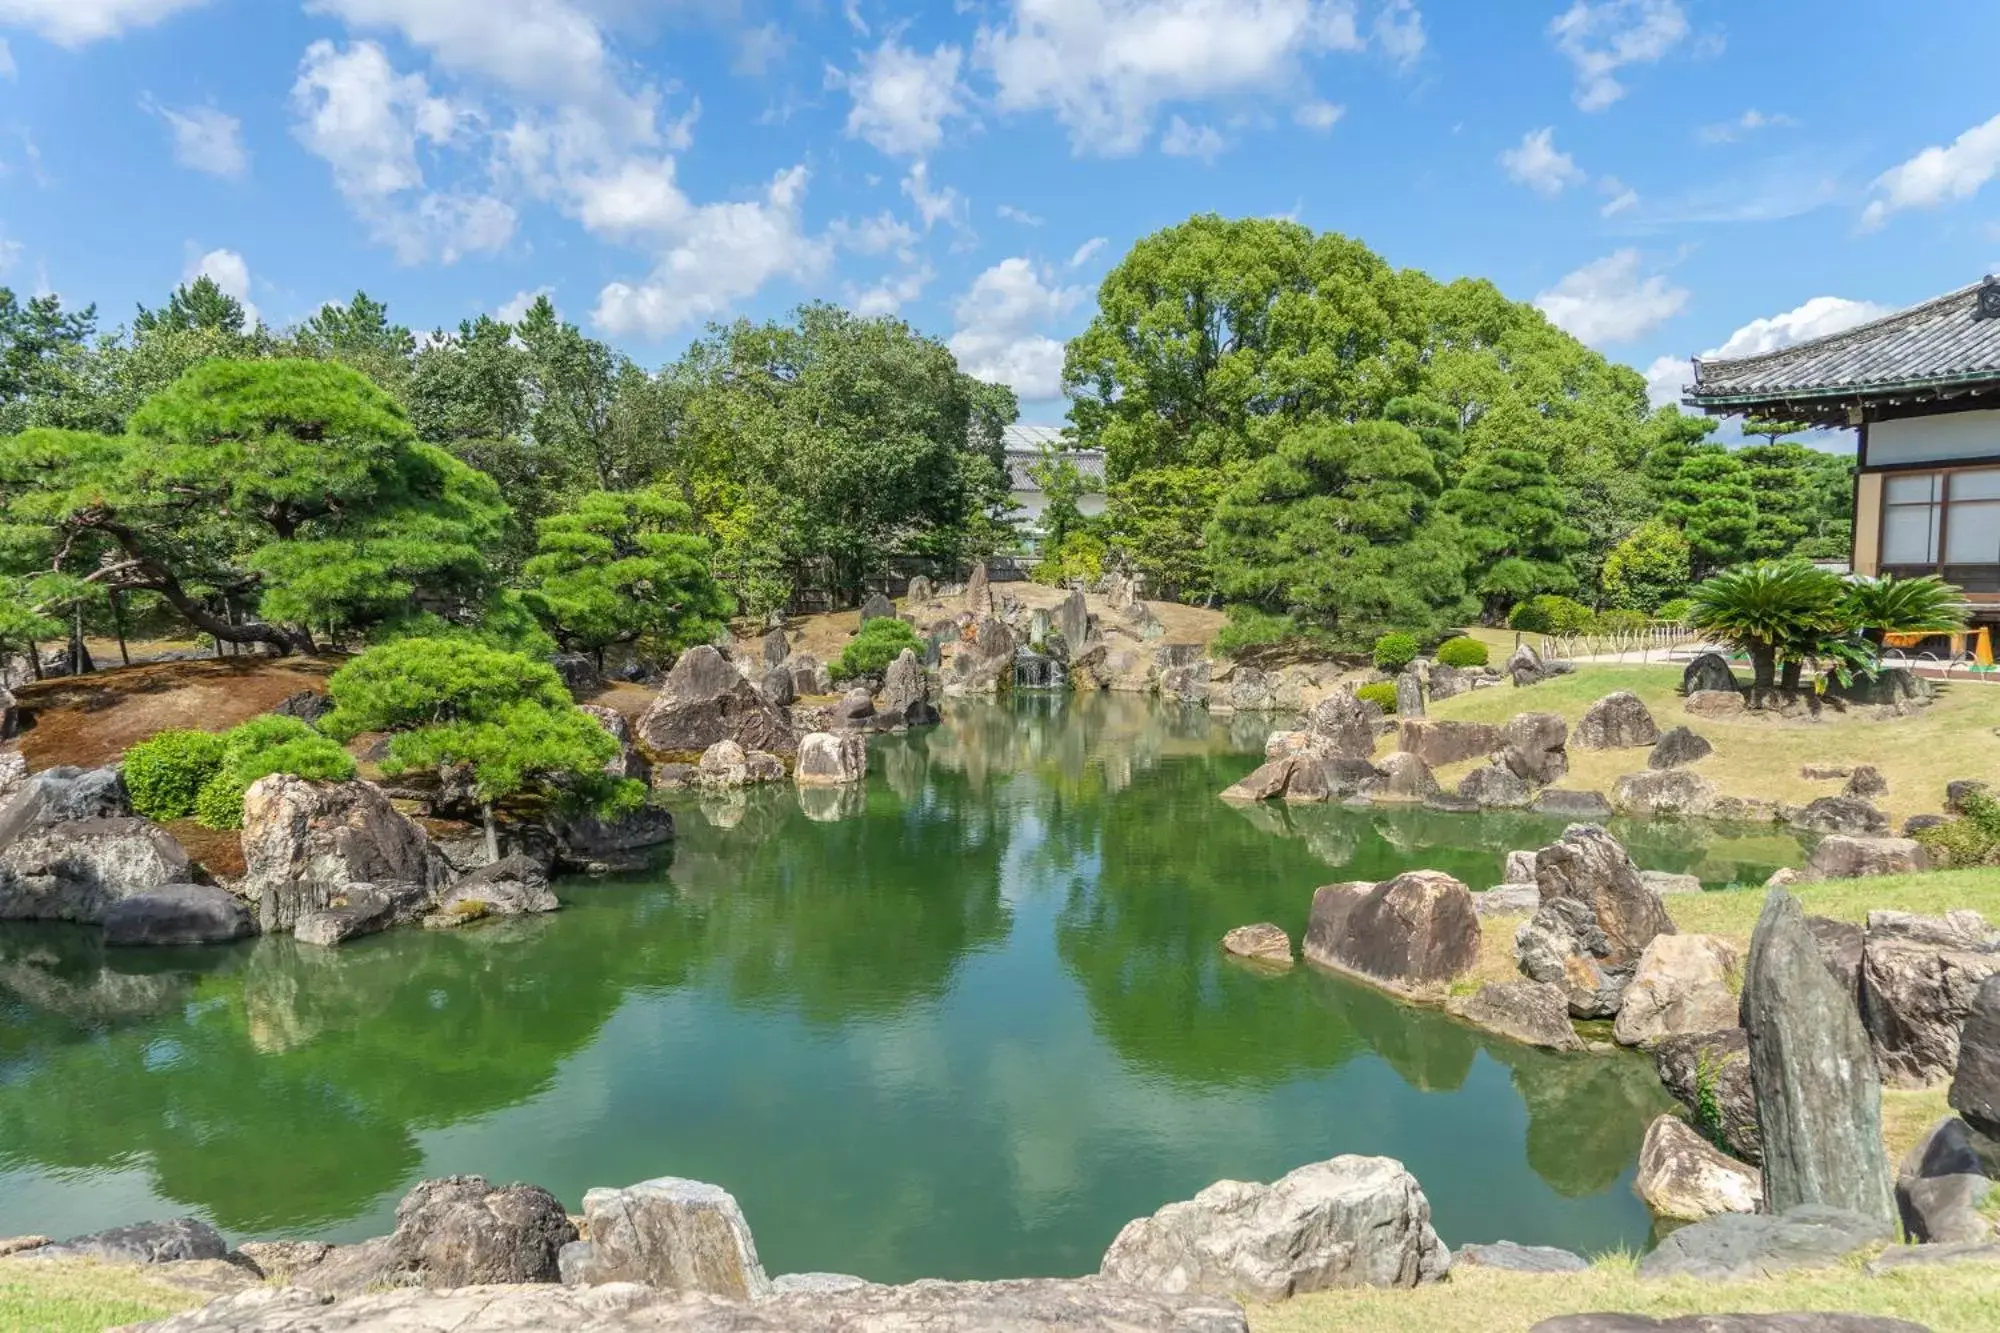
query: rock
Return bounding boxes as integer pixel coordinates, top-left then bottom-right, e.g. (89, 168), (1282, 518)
(859, 592), (896, 624)
(795, 732), (868, 787)
(1613, 769), (1718, 818)
(559, 1176), (771, 1299)
(1634, 1205), (1896, 1280)
(1459, 763), (1531, 808)
(236, 1241), (332, 1282)
(239, 776), (449, 935)
(1615, 935), (1741, 1047)
(783, 653), (832, 699)
(546, 805), (675, 872)
(1648, 727), (1712, 770)
(429, 855), (558, 927)
(0, 818), (193, 924)
(832, 687), (876, 724)
(1684, 689), (1749, 719)
(1374, 752), (1440, 800)
(964, 562), (993, 616)
(0, 1235), (48, 1257)
(1056, 590), (1091, 655)
(945, 618), (1018, 696)
(1158, 660), (1210, 705)
(390, 1176), (576, 1287)
(1455, 1241), (1587, 1274)
(1654, 1029), (1762, 1164)
(1791, 797), (1890, 837)
(0, 748), (23, 801)
(1221, 923), (1293, 967)
(1640, 870), (1703, 897)
(1509, 643), (1574, 688)
(28, 1217), (227, 1265)
(130, 1278), (1252, 1332)
(1264, 731), (1331, 762)
(1394, 671), (1424, 717)
(880, 650), (932, 724)
(1505, 850), (1538, 882)
(1903, 814), (1949, 837)
(637, 646), (795, 756)
(769, 1273), (871, 1296)
(0, 684), (14, 740)
(1304, 692), (1382, 756)
(761, 628), (790, 667)
(0, 765), (132, 849)
(1517, 898), (1631, 1019)
(1286, 756), (1383, 803)
(1539, 1317), (1923, 1333)
(1947, 780), (1993, 816)
(1305, 871), (1480, 988)
(1683, 653), (1740, 696)
(1221, 759), (1294, 802)
(1635, 1115), (1762, 1221)
(1952, 973), (2000, 1136)
(1861, 909), (2000, 1087)
(270, 690), (334, 727)
(294, 888), (398, 947)
(1426, 663), (1466, 701)
(1804, 835), (1927, 881)
(1447, 980), (1583, 1051)
(1741, 892), (1898, 1225)
(1800, 765), (1854, 781)
(1422, 793), (1480, 814)
(1575, 692), (1660, 750)
(102, 883), (256, 946)
(1896, 1163), (1993, 1245)
(1537, 824), (1676, 963)
(1864, 1241), (2000, 1276)
(579, 705), (649, 783)
(1533, 789), (1615, 820)
(1098, 1155), (1449, 1300)
(1767, 867), (1804, 889)
(1397, 718), (1501, 768)
(1843, 766), (1888, 799)
(1806, 916), (1865, 1004)
(1475, 883), (1542, 917)
(1499, 712), (1568, 785)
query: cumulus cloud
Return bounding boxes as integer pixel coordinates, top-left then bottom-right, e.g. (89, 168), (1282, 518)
(851, 264), (933, 317)
(0, 0), (209, 46)
(497, 286), (552, 323)
(948, 256), (1087, 401)
(1641, 296), (1891, 409)
(1294, 100), (1344, 131)
(1160, 116), (1226, 162)
(834, 37), (966, 157)
(977, 0), (1364, 156)
(1534, 249), (1688, 347)
(1698, 108), (1797, 145)
(1549, 0), (1687, 112)
(1642, 354), (1690, 409)
(1500, 127), (1585, 196)
(1861, 112), (2000, 231)
(186, 247), (257, 330)
(146, 99), (248, 178)
(1371, 0), (1424, 70)
(901, 160), (966, 231)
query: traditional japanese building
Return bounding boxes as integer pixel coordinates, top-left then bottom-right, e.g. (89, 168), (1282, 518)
(1686, 277), (2000, 624)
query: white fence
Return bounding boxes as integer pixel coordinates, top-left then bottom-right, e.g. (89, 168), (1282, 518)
(1538, 624), (1708, 663)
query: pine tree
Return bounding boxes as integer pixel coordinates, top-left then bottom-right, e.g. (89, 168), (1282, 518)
(1442, 446), (1587, 622)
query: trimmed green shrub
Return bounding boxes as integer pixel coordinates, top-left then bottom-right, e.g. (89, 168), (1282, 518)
(1372, 632), (1421, 673)
(124, 730), (228, 821)
(191, 715), (357, 831)
(830, 616), (923, 684)
(1656, 597), (1694, 625)
(1356, 681), (1400, 712)
(1593, 608), (1651, 635)
(1435, 637), (1489, 669)
(1508, 594), (1594, 635)
(1912, 792), (2000, 869)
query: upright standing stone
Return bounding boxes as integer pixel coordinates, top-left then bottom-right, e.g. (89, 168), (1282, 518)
(1739, 891), (1897, 1226)
(1950, 974), (2000, 1137)
(761, 628), (789, 668)
(1394, 672), (1424, 718)
(1057, 589), (1091, 655)
(859, 592), (896, 624)
(559, 1177), (771, 1299)
(964, 562), (992, 616)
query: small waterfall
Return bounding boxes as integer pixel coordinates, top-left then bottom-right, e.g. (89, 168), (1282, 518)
(1013, 650), (1068, 691)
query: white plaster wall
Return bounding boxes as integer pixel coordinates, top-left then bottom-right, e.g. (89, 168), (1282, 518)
(1870, 409), (2000, 466)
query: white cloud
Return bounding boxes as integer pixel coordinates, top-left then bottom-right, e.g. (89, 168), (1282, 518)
(0, 0), (209, 46)
(977, 0), (1364, 156)
(1500, 127), (1584, 196)
(851, 264), (932, 317)
(948, 256), (1087, 401)
(1698, 107), (1797, 145)
(186, 247), (258, 330)
(0, 38), (14, 78)
(570, 157), (690, 239)
(1704, 295), (1891, 360)
(1294, 99), (1344, 131)
(901, 160), (966, 231)
(1599, 177), (1638, 216)
(1549, 0), (1687, 112)
(1643, 354), (1690, 409)
(1371, 0), (1424, 70)
(497, 286), (552, 323)
(734, 23), (786, 77)
(830, 211), (919, 258)
(0, 231), (21, 273)
(594, 166), (828, 339)
(997, 204), (1044, 226)
(834, 37), (965, 158)
(1861, 112), (2000, 231)
(1160, 115), (1226, 162)
(147, 100), (248, 178)
(1533, 249), (1688, 346)
(1069, 237), (1108, 267)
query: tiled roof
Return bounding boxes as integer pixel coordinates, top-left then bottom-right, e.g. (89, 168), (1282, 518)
(1001, 423), (1105, 492)
(1689, 280), (2000, 409)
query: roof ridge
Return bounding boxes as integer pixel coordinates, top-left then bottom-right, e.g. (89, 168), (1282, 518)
(1696, 280), (1982, 377)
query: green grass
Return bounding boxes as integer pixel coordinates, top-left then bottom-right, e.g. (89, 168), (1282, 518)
(0, 1259), (206, 1332)
(1666, 866), (2000, 940)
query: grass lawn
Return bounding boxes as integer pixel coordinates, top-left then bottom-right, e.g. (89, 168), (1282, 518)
(0, 1259), (206, 1332)
(1421, 662), (2000, 827)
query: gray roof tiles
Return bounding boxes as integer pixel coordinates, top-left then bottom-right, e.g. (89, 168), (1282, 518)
(1001, 423), (1105, 492)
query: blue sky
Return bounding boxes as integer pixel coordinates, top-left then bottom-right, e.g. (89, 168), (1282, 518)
(2, 0), (1999, 425)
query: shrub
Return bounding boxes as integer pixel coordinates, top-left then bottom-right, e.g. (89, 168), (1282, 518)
(1592, 608), (1651, 635)
(1912, 792), (2000, 869)
(1508, 595), (1594, 636)
(1435, 637), (1488, 669)
(1656, 597), (1694, 625)
(1356, 681), (1400, 712)
(1030, 531), (1108, 587)
(830, 616), (922, 684)
(1212, 606), (1297, 658)
(1372, 632), (1421, 673)
(1689, 558), (1848, 690)
(191, 714), (358, 831)
(124, 730), (228, 821)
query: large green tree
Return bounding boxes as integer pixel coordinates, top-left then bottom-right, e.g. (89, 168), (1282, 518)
(1442, 446), (1586, 622)
(1662, 447), (1759, 577)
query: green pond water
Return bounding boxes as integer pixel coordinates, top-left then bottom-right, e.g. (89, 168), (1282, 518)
(0, 695), (1806, 1281)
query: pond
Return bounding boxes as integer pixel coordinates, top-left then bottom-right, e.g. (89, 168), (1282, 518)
(0, 695), (1805, 1282)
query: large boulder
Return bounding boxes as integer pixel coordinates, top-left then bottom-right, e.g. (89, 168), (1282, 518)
(1654, 1029), (1761, 1164)
(636, 646), (795, 756)
(1804, 836), (1926, 882)
(963, 561), (993, 616)
(103, 883), (256, 946)
(1397, 719), (1501, 768)
(1648, 726), (1712, 770)
(1791, 797), (1890, 838)
(1575, 692), (1660, 750)
(429, 855), (558, 927)
(1741, 891), (1898, 1225)
(546, 805), (675, 872)
(1303, 872), (1481, 988)
(1221, 759), (1294, 802)
(795, 732), (868, 787)
(1303, 692), (1381, 756)
(1374, 752), (1439, 800)
(560, 1177), (772, 1299)
(1056, 589), (1091, 654)
(1285, 756), (1384, 803)
(1636, 1208), (1897, 1283)
(390, 1176), (576, 1287)
(1535, 824), (1676, 965)
(1634, 1115), (1762, 1221)
(26, 1217), (227, 1265)
(945, 618), (1017, 696)
(1684, 689), (1749, 719)
(1446, 980), (1582, 1051)
(0, 764), (131, 849)
(1951, 973), (2000, 1137)
(1682, 653), (1740, 696)
(1516, 898), (1632, 1019)
(1499, 712), (1568, 786)
(1896, 1117), (1995, 1244)
(1458, 763), (1531, 809)
(1612, 769), (1718, 818)
(238, 776), (449, 935)
(879, 650), (936, 727)
(1098, 1155), (1449, 1301)
(1393, 671), (1424, 718)
(1614, 934), (1741, 1047)
(0, 817), (193, 923)
(579, 705), (649, 783)
(1860, 909), (2000, 1087)
(858, 592), (896, 624)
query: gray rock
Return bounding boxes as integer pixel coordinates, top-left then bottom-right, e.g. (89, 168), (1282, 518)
(1640, 870), (1703, 897)
(1635, 1114), (1761, 1220)
(1454, 1241), (1587, 1274)
(1806, 916), (1866, 1006)
(1509, 643), (1568, 688)
(1221, 758), (1295, 802)
(240, 776), (449, 934)
(1475, 883), (1542, 918)
(1304, 871), (1481, 988)
(1537, 824), (1676, 964)
(832, 687), (876, 723)
(945, 618), (1018, 696)
(1947, 780), (1993, 816)
(0, 748), (24, 801)
(1654, 1029), (1761, 1164)
(1951, 973), (2000, 1137)
(28, 1217), (227, 1265)
(637, 646), (796, 756)
(546, 805), (675, 872)
(1499, 712), (1568, 785)
(758, 667), (796, 708)
(390, 1176), (576, 1287)
(0, 817), (193, 923)
(1896, 1168), (1992, 1245)
(1648, 726), (1712, 770)
(430, 855), (558, 926)
(769, 1272), (872, 1295)
(795, 732), (867, 787)
(560, 1176), (771, 1299)
(1682, 653), (1740, 696)
(1374, 751), (1440, 800)
(1684, 689), (1749, 719)
(1792, 797), (1890, 838)
(783, 653), (832, 699)
(0, 765), (131, 849)
(1397, 718), (1501, 768)
(1447, 980), (1582, 1051)
(1865, 1240), (2000, 1275)
(1613, 769), (1718, 818)
(1742, 892), (1898, 1225)
(1801, 765), (1854, 781)
(964, 562), (993, 616)
(1517, 897), (1633, 1019)
(1459, 763), (1531, 809)
(1098, 1155), (1449, 1301)
(1287, 756), (1383, 803)
(1221, 923), (1293, 967)
(1844, 765), (1888, 799)
(1575, 692), (1660, 750)
(295, 887), (399, 947)
(1863, 909), (2000, 1088)
(103, 883), (256, 946)
(1394, 671), (1424, 717)
(1634, 1205), (1896, 1280)
(1304, 692), (1382, 756)
(1505, 849), (1538, 883)
(550, 653), (601, 691)
(1056, 590), (1090, 654)
(1537, 1316), (1925, 1333)
(1615, 934), (1742, 1047)
(1533, 788), (1615, 820)
(859, 592), (896, 624)
(0, 684), (14, 740)
(761, 627), (790, 667)
(1805, 836), (1926, 882)
(579, 705), (649, 783)
(880, 650), (930, 724)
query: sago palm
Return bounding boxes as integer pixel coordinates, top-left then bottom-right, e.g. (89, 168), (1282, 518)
(1688, 559), (1848, 690)
(1842, 573), (1966, 641)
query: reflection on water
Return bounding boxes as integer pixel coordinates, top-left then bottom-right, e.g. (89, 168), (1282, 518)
(0, 695), (1798, 1281)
